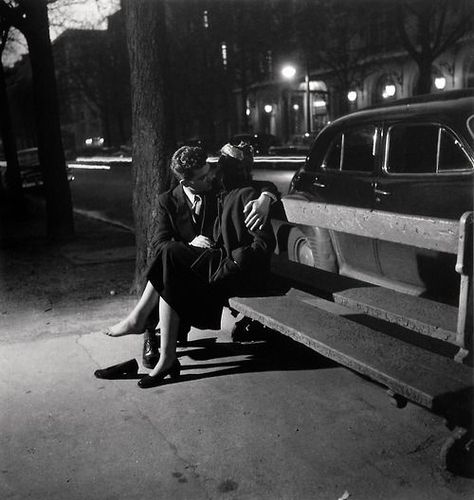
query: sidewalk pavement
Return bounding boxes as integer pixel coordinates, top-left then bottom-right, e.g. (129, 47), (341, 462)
(0, 203), (473, 500)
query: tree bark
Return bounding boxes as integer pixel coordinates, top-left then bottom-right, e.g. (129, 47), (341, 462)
(124, 0), (176, 294)
(21, 0), (74, 240)
(0, 59), (24, 205)
(415, 59), (433, 95)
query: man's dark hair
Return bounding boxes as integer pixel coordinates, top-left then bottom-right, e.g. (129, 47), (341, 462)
(170, 146), (207, 181)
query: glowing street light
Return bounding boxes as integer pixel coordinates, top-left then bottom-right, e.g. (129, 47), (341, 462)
(382, 84), (396, 99)
(264, 104), (273, 113)
(347, 90), (357, 102)
(281, 65), (297, 80)
(281, 63), (311, 134)
(434, 76), (446, 90)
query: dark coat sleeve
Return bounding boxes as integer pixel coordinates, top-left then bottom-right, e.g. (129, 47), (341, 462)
(220, 186), (276, 273)
(152, 187), (197, 254)
(250, 179), (281, 201)
(154, 194), (176, 250)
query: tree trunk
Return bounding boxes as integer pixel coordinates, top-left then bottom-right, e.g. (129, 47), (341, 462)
(0, 61), (24, 206)
(415, 59), (433, 95)
(124, 0), (176, 294)
(22, 0), (74, 240)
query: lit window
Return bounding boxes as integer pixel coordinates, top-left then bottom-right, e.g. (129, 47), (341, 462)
(434, 77), (446, 90)
(203, 10), (209, 29)
(382, 84), (396, 99)
(347, 91), (357, 102)
(221, 42), (227, 68)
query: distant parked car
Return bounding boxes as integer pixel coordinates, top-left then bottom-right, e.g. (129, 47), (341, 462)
(75, 146), (118, 158)
(277, 89), (474, 301)
(230, 133), (280, 155)
(0, 147), (74, 190)
(268, 144), (309, 156)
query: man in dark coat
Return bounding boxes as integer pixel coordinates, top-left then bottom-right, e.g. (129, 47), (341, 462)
(102, 144), (276, 388)
(136, 144), (275, 388)
(105, 145), (279, 367)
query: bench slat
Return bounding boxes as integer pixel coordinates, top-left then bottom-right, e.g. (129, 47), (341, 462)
(229, 295), (473, 410)
(282, 197), (459, 254)
(333, 287), (457, 344)
(271, 257), (458, 344)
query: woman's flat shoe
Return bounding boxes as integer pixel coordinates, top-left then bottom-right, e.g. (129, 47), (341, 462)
(137, 359), (181, 389)
(94, 359), (139, 379)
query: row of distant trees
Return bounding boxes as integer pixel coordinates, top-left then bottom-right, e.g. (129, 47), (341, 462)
(0, 0), (472, 291)
(0, 0), (74, 240)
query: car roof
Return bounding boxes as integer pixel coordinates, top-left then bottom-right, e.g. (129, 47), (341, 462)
(331, 89), (474, 131)
(320, 89), (474, 147)
(362, 88), (474, 110)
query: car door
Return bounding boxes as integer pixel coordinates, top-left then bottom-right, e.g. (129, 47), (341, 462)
(296, 123), (382, 280)
(374, 122), (474, 298)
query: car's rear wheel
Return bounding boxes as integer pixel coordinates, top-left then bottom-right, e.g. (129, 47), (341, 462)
(288, 227), (314, 266)
(287, 226), (338, 272)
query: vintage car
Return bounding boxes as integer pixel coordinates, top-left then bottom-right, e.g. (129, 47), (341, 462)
(0, 147), (74, 190)
(278, 89), (473, 302)
(0, 148), (43, 189)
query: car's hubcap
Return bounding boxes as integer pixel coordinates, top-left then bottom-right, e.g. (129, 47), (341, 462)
(294, 238), (314, 266)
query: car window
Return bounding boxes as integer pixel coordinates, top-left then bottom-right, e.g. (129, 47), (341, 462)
(387, 125), (437, 174)
(438, 128), (472, 171)
(387, 124), (472, 174)
(324, 133), (342, 170)
(468, 116), (474, 139)
(323, 125), (376, 173)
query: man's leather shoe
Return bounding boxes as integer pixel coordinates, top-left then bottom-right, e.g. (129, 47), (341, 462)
(231, 317), (267, 343)
(177, 322), (190, 346)
(148, 324), (190, 350)
(142, 329), (160, 369)
(94, 359), (138, 379)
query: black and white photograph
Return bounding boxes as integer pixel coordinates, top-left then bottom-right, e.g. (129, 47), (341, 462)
(1, 0), (473, 498)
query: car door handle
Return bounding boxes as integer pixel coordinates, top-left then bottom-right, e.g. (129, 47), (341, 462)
(312, 180), (326, 188)
(373, 183), (390, 196)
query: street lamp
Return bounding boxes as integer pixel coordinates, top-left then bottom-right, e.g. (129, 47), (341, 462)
(281, 65), (297, 80)
(347, 90), (357, 102)
(434, 76), (446, 90)
(382, 84), (396, 99)
(281, 64), (311, 135)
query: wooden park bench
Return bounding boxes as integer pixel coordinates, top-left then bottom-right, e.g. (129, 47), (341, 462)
(229, 195), (473, 473)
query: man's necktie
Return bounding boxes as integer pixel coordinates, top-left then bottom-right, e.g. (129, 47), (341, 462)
(192, 194), (202, 224)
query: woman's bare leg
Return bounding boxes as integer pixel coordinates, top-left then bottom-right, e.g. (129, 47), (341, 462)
(148, 297), (179, 376)
(104, 281), (159, 337)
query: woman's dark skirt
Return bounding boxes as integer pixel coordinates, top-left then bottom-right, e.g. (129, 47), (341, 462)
(147, 242), (226, 330)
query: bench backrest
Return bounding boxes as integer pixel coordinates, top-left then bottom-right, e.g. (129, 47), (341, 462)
(280, 195), (473, 363)
(282, 195), (465, 255)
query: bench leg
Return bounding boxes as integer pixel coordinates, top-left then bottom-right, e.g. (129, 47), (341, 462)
(439, 426), (474, 476)
(454, 274), (473, 365)
(386, 389), (408, 409)
(455, 212), (473, 365)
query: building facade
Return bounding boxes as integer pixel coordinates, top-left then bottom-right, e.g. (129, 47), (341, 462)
(5, 0), (472, 154)
(235, 1), (474, 145)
